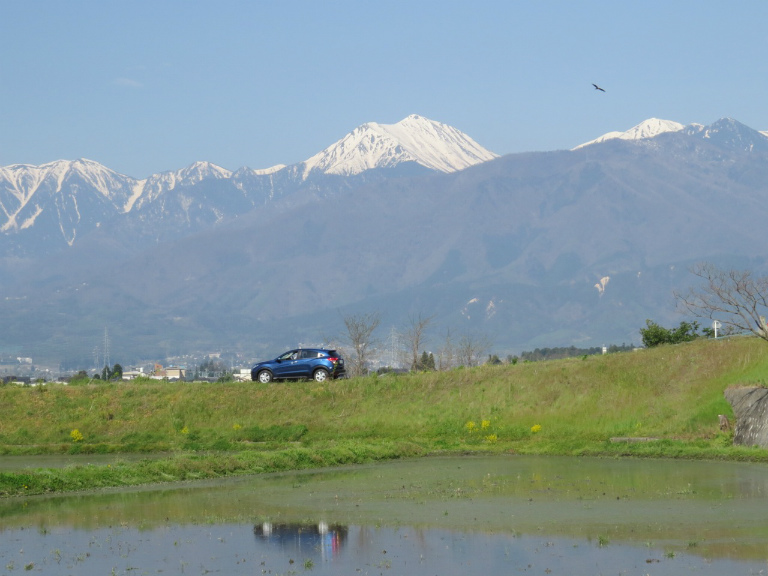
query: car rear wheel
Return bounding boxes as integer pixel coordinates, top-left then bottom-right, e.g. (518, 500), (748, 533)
(313, 368), (329, 383)
(257, 370), (273, 384)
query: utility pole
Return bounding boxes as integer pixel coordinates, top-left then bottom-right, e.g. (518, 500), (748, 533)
(389, 326), (399, 368)
(103, 327), (110, 370)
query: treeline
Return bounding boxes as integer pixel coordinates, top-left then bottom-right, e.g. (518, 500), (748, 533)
(517, 343), (635, 363)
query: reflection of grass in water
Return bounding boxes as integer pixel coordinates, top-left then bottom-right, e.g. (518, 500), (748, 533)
(4, 454), (768, 563)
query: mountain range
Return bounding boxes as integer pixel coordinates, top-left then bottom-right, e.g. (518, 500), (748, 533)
(0, 115), (497, 256)
(2, 114), (768, 368)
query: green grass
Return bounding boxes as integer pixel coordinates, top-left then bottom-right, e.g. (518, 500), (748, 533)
(0, 440), (425, 497)
(1, 336), (768, 496)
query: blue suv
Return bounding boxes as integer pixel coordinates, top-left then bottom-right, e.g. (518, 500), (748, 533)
(251, 348), (346, 383)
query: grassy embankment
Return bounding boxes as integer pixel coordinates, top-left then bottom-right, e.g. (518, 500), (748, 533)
(2, 336), (768, 496)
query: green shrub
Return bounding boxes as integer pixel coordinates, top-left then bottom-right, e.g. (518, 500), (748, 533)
(640, 319), (701, 347)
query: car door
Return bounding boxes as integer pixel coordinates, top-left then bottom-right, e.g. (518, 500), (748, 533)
(273, 350), (301, 378)
(298, 349), (322, 377)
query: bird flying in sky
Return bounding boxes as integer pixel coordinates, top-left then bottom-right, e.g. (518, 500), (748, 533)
(592, 83), (606, 92)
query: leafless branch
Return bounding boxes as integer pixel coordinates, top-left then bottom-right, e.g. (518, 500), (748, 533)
(402, 313), (434, 371)
(456, 332), (492, 368)
(674, 262), (768, 341)
(340, 311), (381, 377)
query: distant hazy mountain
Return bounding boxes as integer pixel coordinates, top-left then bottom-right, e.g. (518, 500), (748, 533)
(3, 116), (768, 367)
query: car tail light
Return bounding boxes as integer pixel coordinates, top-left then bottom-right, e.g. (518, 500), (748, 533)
(327, 357), (339, 363)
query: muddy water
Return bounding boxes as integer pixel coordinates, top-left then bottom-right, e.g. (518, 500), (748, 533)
(1, 455), (767, 575)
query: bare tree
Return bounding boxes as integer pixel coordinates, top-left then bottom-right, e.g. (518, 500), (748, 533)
(456, 333), (492, 368)
(402, 313), (434, 371)
(341, 311), (381, 377)
(435, 328), (456, 371)
(675, 262), (768, 342)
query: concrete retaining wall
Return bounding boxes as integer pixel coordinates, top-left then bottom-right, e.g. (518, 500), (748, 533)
(724, 386), (768, 448)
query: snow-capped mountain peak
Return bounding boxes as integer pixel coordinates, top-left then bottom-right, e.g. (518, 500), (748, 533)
(0, 116), (497, 248)
(682, 117), (768, 152)
(0, 158), (128, 199)
(164, 161), (232, 186)
(301, 114), (498, 178)
(135, 161), (233, 206)
(573, 118), (685, 150)
(0, 158), (138, 233)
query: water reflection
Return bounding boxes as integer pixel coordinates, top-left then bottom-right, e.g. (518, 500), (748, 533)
(0, 521), (763, 576)
(2, 455), (768, 573)
(254, 521), (347, 561)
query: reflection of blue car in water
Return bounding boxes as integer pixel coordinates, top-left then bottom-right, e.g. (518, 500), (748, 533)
(253, 522), (347, 560)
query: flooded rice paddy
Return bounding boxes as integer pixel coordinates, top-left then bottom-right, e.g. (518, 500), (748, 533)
(1, 454), (767, 575)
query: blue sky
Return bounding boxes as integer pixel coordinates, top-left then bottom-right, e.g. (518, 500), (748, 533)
(2, 1), (767, 178)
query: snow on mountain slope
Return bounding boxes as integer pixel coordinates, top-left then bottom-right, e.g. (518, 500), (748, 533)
(251, 164), (286, 175)
(134, 161), (232, 207)
(0, 116), (496, 247)
(573, 118), (684, 150)
(1, 115), (496, 233)
(0, 159), (136, 232)
(302, 114), (498, 178)
(683, 117), (768, 152)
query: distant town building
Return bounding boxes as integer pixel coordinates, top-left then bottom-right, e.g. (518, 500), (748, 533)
(233, 368), (251, 382)
(165, 367), (186, 380)
(150, 366), (186, 380)
(122, 367), (145, 380)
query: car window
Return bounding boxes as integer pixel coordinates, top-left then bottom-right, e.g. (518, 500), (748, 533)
(278, 351), (297, 361)
(299, 350), (316, 359)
